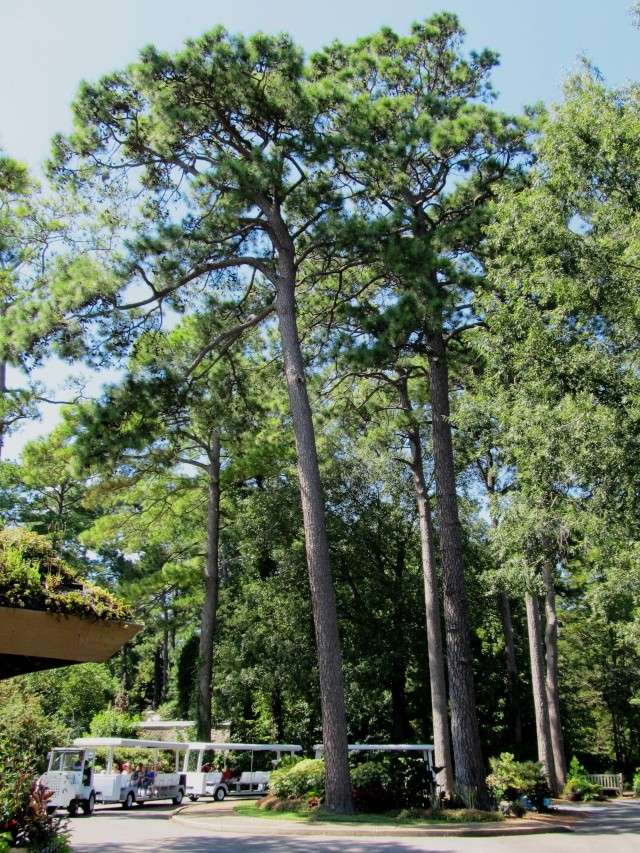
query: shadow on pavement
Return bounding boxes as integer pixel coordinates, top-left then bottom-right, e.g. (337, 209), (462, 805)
(571, 799), (640, 834)
(72, 836), (458, 853)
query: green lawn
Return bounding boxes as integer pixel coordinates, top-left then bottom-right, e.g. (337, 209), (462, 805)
(234, 803), (504, 825)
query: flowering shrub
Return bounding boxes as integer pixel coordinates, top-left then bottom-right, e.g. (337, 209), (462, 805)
(0, 529), (132, 620)
(0, 745), (69, 850)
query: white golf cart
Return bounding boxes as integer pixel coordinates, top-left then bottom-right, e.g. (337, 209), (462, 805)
(38, 747), (96, 817)
(39, 737), (189, 815)
(182, 742), (302, 801)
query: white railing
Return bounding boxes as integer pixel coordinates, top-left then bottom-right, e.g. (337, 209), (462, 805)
(587, 773), (623, 793)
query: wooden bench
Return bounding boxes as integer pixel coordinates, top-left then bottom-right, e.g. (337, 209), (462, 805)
(587, 773), (623, 794)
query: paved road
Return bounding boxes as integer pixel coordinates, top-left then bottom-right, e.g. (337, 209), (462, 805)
(69, 799), (640, 853)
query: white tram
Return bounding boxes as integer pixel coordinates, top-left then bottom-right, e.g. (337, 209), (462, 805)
(39, 737), (189, 815)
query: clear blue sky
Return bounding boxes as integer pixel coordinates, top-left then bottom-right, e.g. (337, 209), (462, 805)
(0, 0), (638, 456)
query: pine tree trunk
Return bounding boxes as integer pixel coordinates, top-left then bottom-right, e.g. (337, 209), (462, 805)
(498, 592), (523, 745)
(196, 434), (221, 741)
(390, 538), (413, 742)
(525, 591), (558, 792)
(542, 562), (566, 786)
(0, 361), (6, 460)
(273, 246), (352, 814)
(426, 328), (488, 807)
(398, 378), (454, 797)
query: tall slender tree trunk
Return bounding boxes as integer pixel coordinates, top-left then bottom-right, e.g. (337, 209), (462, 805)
(426, 328), (488, 807)
(161, 593), (170, 703)
(273, 236), (351, 813)
(486, 477), (523, 748)
(196, 433), (221, 741)
(498, 592), (523, 745)
(390, 538), (413, 743)
(398, 378), (454, 798)
(0, 361), (6, 460)
(542, 562), (566, 786)
(525, 591), (558, 793)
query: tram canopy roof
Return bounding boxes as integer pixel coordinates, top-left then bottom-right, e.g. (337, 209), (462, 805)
(313, 743), (435, 753)
(72, 737), (188, 750)
(186, 742), (302, 752)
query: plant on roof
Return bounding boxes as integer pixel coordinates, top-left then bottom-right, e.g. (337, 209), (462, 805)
(0, 528), (132, 621)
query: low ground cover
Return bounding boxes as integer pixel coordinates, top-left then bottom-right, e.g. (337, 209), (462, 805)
(235, 800), (503, 825)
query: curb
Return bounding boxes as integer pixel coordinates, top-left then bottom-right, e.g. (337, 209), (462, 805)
(171, 811), (574, 838)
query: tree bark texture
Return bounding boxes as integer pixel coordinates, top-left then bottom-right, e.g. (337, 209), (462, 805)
(398, 379), (454, 797)
(274, 246), (352, 813)
(542, 562), (566, 786)
(525, 591), (558, 792)
(426, 329), (488, 807)
(196, 433), (221, 741)
(498, 592), (523, 745)
(0, 361), (6, 461)
(390, 538), (413, 743)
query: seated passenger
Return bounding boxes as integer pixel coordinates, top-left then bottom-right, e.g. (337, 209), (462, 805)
(132, 763), (146, 786)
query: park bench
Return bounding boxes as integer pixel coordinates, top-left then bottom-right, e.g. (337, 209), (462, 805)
(587, 772), (623, 794)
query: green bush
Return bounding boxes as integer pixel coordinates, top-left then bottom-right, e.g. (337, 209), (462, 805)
(562, 757), (601, 802)
(633, 769), (640, 797)
(23, 664), (117, 735)
(0, 680), (70, 848)
(270, 759), (325, 800)
(0, 528), (132, 621)
(0, 743), (69, 851)
(88, 707), (140, 738)
(350, 761), (391, 812)
(0, 681), (68, 773)
(486, 752), (551, 811)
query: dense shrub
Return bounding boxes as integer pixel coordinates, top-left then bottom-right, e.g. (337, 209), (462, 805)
(269, 758), (325, 800)
(0, 680), (70, 848)
(382, 755), (434, 810)
(633, 769), (640, 797)
(23, 664), (117, 735)
(0, 528), (132, 620)
(350, 761), (391, 812)
(486, 753), (551, 812)
(562, 757), (601, 802)
(88, 707), (140, 738)
(270, 755), (436, 812)
(0, 682), (68, 773)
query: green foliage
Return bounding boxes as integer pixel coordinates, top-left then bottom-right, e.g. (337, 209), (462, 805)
(2, 11), (640, 807)
(0, 683), (69, 850)
(0, 528), (132, 620)
(632, 769), (640, 796)
(88, 707), (140, 738)
(22, 664), (117, 735)
(176, 635), (199, 720)
(562, 756), (601, 801)
(0, 681), (67, 772)
(270, 759), (326, 800)
(486, 753), (550, 810)
(350, 761), (391, 813)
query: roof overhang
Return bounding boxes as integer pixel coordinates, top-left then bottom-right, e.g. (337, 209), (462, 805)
(0, 606), (141, 678)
